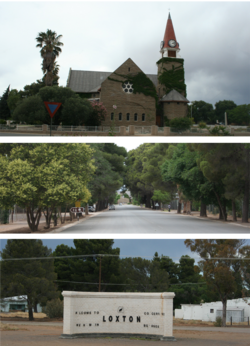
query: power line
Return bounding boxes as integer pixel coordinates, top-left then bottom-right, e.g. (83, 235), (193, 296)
(1, 254), (250, 261)
(54, 280), (206, 286)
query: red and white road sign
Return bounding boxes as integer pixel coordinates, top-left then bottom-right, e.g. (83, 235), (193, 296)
(70, 207), (84, 213)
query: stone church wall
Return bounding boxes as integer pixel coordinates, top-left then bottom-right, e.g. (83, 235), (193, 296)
(100, 59), (156, 126)
(163, 102), (188, 120)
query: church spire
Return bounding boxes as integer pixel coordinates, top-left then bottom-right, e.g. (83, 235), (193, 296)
(160, 13), (180, 58)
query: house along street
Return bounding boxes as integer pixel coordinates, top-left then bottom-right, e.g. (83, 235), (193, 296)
(56, 205), (250, 234)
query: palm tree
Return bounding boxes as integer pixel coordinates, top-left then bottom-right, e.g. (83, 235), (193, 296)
(40, 61), (60, 85)
(36, 29), (63, 86)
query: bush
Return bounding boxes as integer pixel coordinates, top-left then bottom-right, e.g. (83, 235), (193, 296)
(170, 117), (192, 132)
(214, 316), (222, 327)
(209, 125), (231, 136)
(0, 119), (7, 124)
(43, 298), (63, 318)
(198, 121), (207, 129)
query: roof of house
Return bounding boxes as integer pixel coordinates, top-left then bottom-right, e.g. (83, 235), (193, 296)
(67, 69), (158, 93)
(161, 89), (189, 103)
(1, 295), (28, 302)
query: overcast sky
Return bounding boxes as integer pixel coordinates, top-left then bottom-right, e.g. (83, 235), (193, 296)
(1, 1), (249, 107)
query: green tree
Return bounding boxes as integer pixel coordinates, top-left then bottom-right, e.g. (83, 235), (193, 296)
(0, 144), (94, 231)
(193, 143), (249, 222)
(89, 144), (126, 211)
(161, 144), (218, 217)
(53, 244), (79, 292)
(185, 239), (245, 327)
(38, 86), (80, 125)
(152, 190), (171, 208)
(214, 100), (237, 123)
(121, 256), (169, 292)
(0, 86), (11, 120)
(227, 104), (250, 125)
(125, 143), (174, 209)
(61, 97), (92, 126)
(12, 95), (46, 124)
(7, 89), (21, 115)
(1, 240), (59, 321)
(36, 29), (63, 86)
(188, 101), (214, 124)
(73, 240), (121, 292)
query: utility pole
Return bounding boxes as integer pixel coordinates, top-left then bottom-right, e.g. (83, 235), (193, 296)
(99, 255), (102, 292)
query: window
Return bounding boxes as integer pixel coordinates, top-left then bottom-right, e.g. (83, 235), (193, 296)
(210, 309), (214, 313)
(177, 102), (180, 105)
(111, 113), (114, 121)
(119, 113), (122, 121)
(126, 113), (130, 121)
(134, 113), (138, 121)
(128, 67), (130, 72)
(122, 81), (134, 94)
(168, 50), (176, 57)
(142, 113), (145, 121)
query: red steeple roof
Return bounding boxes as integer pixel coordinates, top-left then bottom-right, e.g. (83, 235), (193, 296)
(163, 13), (179, 49)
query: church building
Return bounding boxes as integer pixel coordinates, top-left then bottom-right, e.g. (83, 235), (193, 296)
(66, 13), (189, 127)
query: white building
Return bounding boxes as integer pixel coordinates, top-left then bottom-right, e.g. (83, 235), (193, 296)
(175, 297), (250, 323)
(0, 296), (42, 313)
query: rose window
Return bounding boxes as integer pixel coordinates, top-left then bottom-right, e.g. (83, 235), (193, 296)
(122, 81), (134, 94)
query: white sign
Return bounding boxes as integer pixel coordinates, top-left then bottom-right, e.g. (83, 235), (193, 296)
(62, 292), (175, 341)
(70, 207), (84, 213)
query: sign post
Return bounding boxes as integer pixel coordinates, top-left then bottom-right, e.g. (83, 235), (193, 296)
(44, 102), (62, 136)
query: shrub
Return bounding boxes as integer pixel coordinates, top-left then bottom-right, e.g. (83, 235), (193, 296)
(209, 125), (231, 136)
(170, 117), (192, 132)
(43, 298), (63, 318)
(198, 121), (207, 129)
(214, 316), (222, 327)
(0, 119), (7, 124)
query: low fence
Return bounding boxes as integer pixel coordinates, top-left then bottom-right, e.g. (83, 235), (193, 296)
(0, 124), (249, 136)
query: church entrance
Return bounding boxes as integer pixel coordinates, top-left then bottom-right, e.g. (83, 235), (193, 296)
(156, 115), (162, 126)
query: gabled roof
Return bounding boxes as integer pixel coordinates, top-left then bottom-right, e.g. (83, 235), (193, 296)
(163, 13), (179, 49)
(67, 69), (112, 93)
(67, 67), (158, 93)
(161, 89), (189, 103)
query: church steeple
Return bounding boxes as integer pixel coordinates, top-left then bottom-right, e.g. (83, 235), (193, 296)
(160, 13), (180, 58)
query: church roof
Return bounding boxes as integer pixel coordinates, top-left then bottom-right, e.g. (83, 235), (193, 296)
(163, 13), (179, 49)
(161, 89), (189, 103)
(67, 69), (158, 93)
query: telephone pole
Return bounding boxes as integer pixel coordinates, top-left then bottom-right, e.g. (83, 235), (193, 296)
(99, 255), (102, 292)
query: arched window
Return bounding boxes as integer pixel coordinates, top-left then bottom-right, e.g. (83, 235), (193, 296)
(142, 113), (145, 121)
(126, 113), (130, 121)
(134, 113), (138, 121)
(119, 113), (122, 121)
(111, 113), (114, 120)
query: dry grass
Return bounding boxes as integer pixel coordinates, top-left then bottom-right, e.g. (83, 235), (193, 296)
(0, 322), (22, 331)
(174, 317), (250, 327)
(0, 311), (47, 319)
(174, 318), (214, 326)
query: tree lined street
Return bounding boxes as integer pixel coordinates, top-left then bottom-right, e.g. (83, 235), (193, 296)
(58, 205), (250, 234)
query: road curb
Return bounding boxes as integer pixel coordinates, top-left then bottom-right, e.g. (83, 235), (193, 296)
(50, 209), (108, 233)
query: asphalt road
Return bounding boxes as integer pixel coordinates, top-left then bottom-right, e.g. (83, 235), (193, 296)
(58, 205), (250, 234)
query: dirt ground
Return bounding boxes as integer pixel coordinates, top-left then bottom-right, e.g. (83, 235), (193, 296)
(0, 215), (89, 233)
(1, 323), (250, 346)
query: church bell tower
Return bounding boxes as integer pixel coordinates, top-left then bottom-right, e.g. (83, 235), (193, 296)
(157, 13), (189, 124)
(160, 13), (180, 58)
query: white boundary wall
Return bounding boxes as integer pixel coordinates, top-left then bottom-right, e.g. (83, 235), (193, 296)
(175, 297), (250, 322)
(62, 291), (175, 340)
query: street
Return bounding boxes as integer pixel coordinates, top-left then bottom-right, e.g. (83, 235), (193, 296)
(57, 205), (250, 234)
